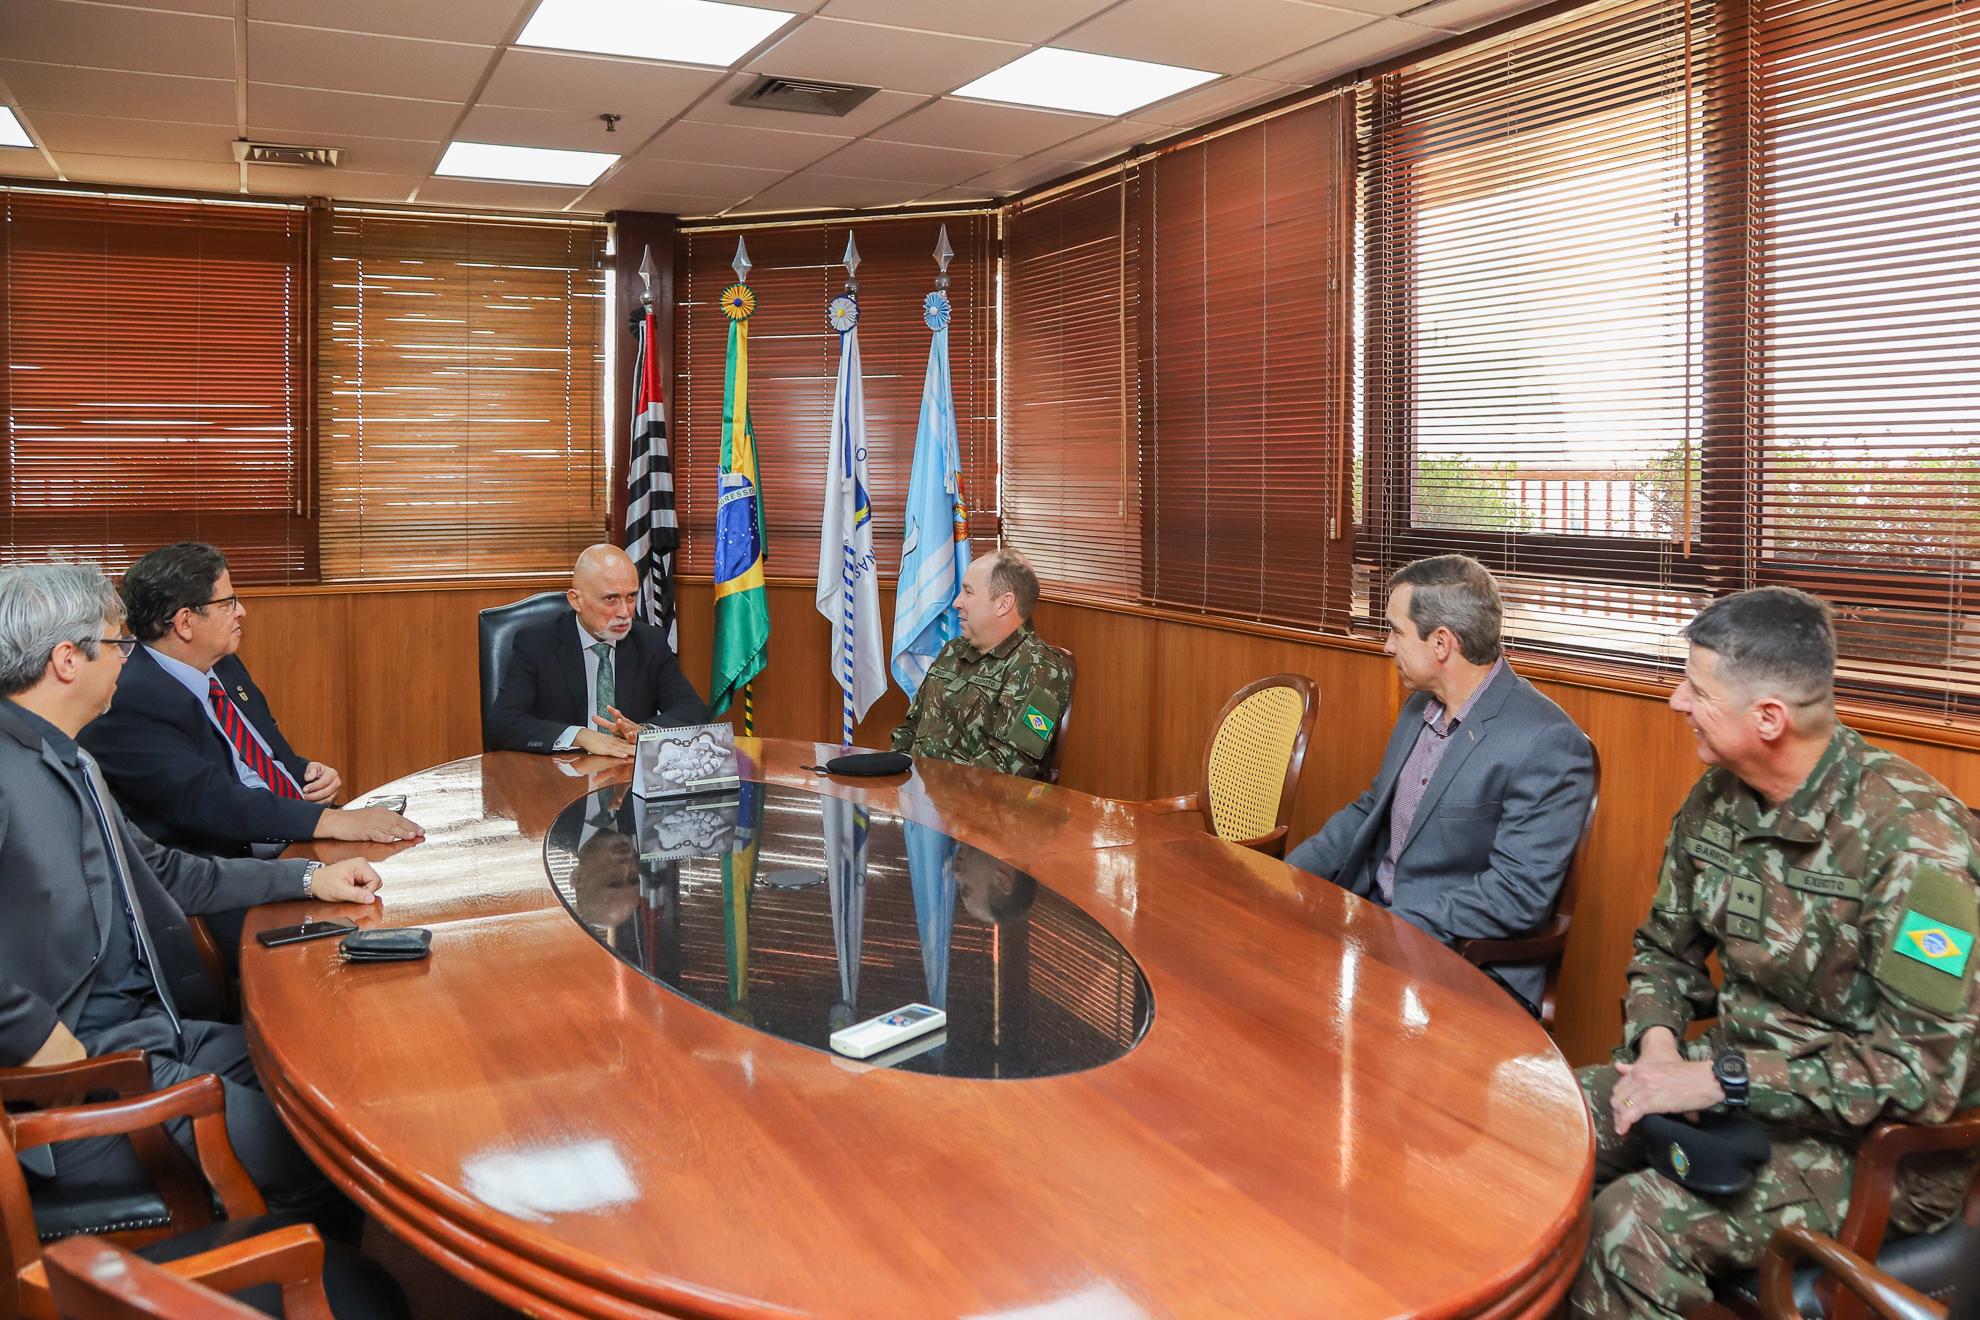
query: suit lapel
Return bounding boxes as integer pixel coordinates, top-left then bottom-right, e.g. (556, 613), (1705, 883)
(41, 742), (116, 960)
(557, 622), (591, 722)
(1338, 694), (1430, 894)
(1398, 664), (1517, 859)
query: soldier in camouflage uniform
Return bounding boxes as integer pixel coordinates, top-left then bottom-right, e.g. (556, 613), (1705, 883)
(891, 549), (1072, 782)
(1573, 587), (1980, 1319)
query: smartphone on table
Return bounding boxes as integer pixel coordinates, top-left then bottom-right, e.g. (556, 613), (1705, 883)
(255, 917), (358, 948)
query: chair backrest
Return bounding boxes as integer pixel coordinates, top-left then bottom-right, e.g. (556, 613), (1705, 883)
(1042, 644), (1076, 785)
(44, 1235), (266, 1320)
(1198, 675), (1321, 846)
(1538, 739), (1603, 1026)
(478, 591), (574, 747)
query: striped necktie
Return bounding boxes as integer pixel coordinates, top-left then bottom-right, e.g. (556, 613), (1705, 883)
(207, 675), (302, 799)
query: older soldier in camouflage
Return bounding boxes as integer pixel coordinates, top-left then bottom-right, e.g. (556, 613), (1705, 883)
(891, 549), (1072, 782)
(1572, 587), (1980, 1319)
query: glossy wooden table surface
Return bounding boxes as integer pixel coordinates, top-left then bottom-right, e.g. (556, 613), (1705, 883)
(241, 742), (1593, 1320)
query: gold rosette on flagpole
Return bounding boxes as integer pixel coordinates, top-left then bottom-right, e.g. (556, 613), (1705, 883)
(721, 283), (756, 321)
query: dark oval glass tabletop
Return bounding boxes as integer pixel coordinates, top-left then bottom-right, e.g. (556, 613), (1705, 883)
(545, 783), (1152, 1079)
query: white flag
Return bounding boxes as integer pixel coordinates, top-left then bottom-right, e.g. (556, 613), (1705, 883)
(816, 303), (887, 741)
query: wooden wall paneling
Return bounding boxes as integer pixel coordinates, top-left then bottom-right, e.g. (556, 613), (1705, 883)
(1030, 600), (1159, 801)
(234, 592), (352, 780)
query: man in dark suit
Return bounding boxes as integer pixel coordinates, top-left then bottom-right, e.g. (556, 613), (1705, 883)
(80, 543), (422, 860)
(1287, 555), (1596, 1014)
(0, 561), (382, 1223)
(486, 544), (710, 757)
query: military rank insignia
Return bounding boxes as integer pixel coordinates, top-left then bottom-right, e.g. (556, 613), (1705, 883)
(1896, 910), (1974, 977)
(1024, 706), (1055, 738)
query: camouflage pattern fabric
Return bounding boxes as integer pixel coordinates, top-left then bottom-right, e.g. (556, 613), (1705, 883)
(1572, 724), (1980, 1319)
(890, 624), (1072, 781)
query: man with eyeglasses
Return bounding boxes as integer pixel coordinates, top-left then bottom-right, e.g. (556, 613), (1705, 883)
(79, 543), (422, 901)
(0, 561), (381, 1231)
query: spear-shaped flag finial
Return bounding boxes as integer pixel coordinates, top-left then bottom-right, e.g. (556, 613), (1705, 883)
(638, 245), (658, 306)
(842, 231), (861, 294)
(732, 235), (752, 284)
(933, 225), (953, 274)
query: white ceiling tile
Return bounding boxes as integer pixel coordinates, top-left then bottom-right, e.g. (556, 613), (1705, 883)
(49, 151), (241, 191)
(247, 0), (528, 45)
(245, 164), (421, 201)
(1057, 0), (1373, 76)
(0, 0), (234, 79)
(240, 131), (444, 174)
(477, 48), (724, 117)
(414, 177), (589, 210)
(684, 73), (924, 136)
(1246, 17), (1439, 81)
(1394, 0), (1556, 31)
(247, 84), (464, 141)
(114, 0), (232, 14)
(816, 137), (1016, 186)
(914, 184), (1000, 203)
(29, 112), (234, 162)
(0, 62), (235, 122)
(636, 120), (848, 172)
(965, 156), (1084, 194)
(731, 171), (924, 213)
(748, 18), (1024, 97)
(454, 103), (663, 154)
(585, 187), (742, 217)
(870, 98), (1100, 157)
(605, 156), (786, 196)
(816, 0), (1115, 44)
(247, 24), (494, 102)
(1133, 76), (1292, 128)
(1048, 119), (1162, 165)
(0, 148), (59, 177)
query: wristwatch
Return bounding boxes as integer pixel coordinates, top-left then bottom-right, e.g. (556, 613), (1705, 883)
(300, 860), (323, 901)
(1712, 1049), (1750, 1108)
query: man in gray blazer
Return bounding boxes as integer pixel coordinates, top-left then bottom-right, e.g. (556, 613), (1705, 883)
(0, 562), (382, 1225)
(1287, 555), (1595, 1014)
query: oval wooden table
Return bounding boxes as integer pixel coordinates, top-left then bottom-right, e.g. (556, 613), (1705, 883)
(241, 741), (1594, 1320)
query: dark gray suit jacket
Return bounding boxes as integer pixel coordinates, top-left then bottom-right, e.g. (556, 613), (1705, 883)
(1285, 663), (1595, 1007)
(0, 699), (309, 1065)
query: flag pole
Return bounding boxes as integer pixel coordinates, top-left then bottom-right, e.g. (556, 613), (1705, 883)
(837, 234), (861, 747)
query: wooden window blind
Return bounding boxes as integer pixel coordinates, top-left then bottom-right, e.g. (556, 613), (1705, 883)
(674, 215), (995, 577)
(1142, 98), (1357, 630)
(1706, 0), (1980, 717)
(1359, 0), (1710, 664)
(0, 189), (314, 583)
(1002, 175), (1143, 600)
(317, 209), (607, 581)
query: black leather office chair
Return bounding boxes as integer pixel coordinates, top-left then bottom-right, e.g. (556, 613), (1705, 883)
(478, 591), (572, 749)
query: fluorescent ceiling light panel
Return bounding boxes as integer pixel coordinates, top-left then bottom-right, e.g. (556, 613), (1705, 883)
(953, 49), (1217, 117)
(517, 0), (790, 68)
(436, 141), (619, 185)
(0, 108), (33, 149)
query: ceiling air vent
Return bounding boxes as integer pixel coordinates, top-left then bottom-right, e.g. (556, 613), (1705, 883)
(231, 140), (341, 167)
(730, 75), (879, 118)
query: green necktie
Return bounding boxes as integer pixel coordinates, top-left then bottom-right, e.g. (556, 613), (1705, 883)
(592, 642), (615, 726)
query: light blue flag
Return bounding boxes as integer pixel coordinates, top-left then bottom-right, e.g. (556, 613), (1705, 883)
(892, 255), (972, 696)
(902, 820), (956, 1010)
(822, 794), (869, 1028)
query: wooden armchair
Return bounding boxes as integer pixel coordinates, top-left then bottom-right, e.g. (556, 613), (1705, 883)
(1688, 1108), (1980, 1320)
(43, 1226), (336, 1320)
(1132, 674), (1320, 858)
(1451, 740), (1602, 1029)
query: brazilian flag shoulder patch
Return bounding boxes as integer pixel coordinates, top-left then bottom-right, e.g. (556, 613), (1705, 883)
(1878, 864), (1980, 1015)
(1024, 704), (1056, 738)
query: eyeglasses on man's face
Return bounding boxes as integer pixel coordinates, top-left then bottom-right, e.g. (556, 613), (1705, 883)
(189, 594), (242, 615)
(97, 636), (137, 658)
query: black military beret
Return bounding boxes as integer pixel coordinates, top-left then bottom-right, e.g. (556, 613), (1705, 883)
(1641, 1111), (1772, 1196)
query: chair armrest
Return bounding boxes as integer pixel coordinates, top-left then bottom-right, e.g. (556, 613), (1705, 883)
(0, 1050), (151, 1107)
(1452, 916), (1572, 967)
(1229, 826), (1289, 857)
(1760, 1225), (1946, 1320)
(9, 1073), (267, 1222)
(1129, 794), (1200, 815)
(1832, 1108), (1980, 1267)
(156, 1223), (335, 1320)
(42, 1236), (269, 1320)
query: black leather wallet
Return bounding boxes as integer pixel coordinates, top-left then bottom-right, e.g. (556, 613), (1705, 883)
(339, 928), (432, 963)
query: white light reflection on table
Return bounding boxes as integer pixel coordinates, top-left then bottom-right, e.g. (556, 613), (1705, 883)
(460, 1140), (639, 1224)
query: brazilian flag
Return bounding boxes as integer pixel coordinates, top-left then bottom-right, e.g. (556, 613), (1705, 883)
(712, 280), (770, 718)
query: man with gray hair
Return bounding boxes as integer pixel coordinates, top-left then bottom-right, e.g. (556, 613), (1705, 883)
(1287, 554), (1596, 1014)
(0, 562), (381, 1230)
(1572, 587), (1980, 1318)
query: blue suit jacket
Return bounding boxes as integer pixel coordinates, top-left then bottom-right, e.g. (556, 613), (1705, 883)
(1286, 663), (1595, 1007)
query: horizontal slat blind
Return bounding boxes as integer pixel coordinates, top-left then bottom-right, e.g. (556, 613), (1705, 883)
(1718, 0), (1980, 715)
(1002, 175), (1142, 599)
(317, 210), (606, 581)
(1360, 0), (1709, 663)
(0, 189), (313, 583)
(675, 215), (995, 577)
(1144, 97), (1356, 630)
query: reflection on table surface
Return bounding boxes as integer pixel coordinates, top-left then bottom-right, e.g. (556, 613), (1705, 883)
(545, 783), (1153, 1079)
